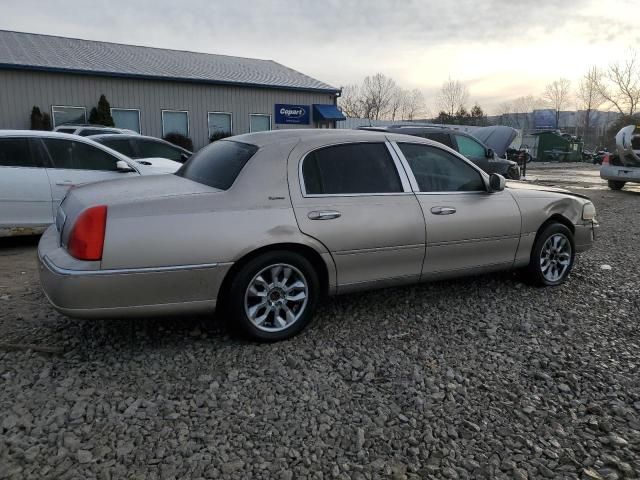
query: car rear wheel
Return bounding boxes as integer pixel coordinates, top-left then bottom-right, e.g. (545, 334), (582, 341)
(525, 223), (575, 286)
(607, 180), (625, 190)
(227, 251), (320, 341)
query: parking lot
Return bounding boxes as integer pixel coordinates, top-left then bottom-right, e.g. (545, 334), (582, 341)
(0, 163), (638, 479)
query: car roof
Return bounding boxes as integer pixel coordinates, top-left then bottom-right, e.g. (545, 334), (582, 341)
(0, 129), (90, 139)
(230, 128), (439, 148)
(359, 125), (473, 136)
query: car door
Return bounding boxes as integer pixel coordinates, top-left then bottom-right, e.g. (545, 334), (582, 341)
(392, 142), (521, 278)
(289, 141), (426, 291)
(452, 133), (490, 171)
(40, 137), (138, 214)
(0, 136), (54, 234)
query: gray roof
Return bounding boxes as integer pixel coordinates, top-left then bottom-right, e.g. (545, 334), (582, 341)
(0, 30), (339, 93)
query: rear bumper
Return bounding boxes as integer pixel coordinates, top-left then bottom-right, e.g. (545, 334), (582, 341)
(37, 225), (231, 319)
(574, 221), (597, 253)
(600, 164), (640, 183)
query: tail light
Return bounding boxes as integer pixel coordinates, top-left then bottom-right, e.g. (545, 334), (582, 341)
(68, 205), (107, 261)
(602, 153), (610, 165)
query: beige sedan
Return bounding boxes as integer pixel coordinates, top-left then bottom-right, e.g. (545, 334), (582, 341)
(38, 130), (597, 341)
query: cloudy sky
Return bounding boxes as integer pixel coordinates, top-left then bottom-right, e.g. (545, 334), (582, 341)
(2, 0), (639, 113)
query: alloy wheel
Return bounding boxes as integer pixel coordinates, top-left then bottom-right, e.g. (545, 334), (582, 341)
(539, 233), (572, 282)
(244, 263), (309, 332)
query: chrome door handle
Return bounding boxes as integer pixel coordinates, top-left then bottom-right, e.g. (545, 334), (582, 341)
(56, 181), (75, 186)
(431, 206), (456, 215)
(308, 210), (341, 220)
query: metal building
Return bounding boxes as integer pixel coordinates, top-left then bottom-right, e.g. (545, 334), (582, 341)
(0, 30), (345, 149)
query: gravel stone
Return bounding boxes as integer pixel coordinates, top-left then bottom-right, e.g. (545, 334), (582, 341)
(0, 163), (638, 479)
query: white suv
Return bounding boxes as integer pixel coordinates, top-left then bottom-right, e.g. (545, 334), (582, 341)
(0, 130), (180, 237)
(53, 124), (138, 137)
(600, 125), (640, 190)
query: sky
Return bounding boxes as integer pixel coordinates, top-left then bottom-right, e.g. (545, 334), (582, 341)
(2, 0), (639, 114)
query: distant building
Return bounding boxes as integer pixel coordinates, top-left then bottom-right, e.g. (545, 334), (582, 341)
(0, 30), (345, 149)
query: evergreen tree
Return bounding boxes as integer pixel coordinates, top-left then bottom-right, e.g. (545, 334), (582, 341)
(89, 94), (115, 126)
(30, 106), (44, 130)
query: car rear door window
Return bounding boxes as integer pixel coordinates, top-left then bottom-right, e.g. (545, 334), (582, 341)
(423, 132), (454, 148)
(303, 143), (402, 195)
(43, 138), (120, 171)
(454, 134), (487, 161)
(134, 139), (184, 161)
(97, 138), (136, 158)
(0, 138), (38, 167)
(176, 140), (258, 190)
(397, 143), (485, 192)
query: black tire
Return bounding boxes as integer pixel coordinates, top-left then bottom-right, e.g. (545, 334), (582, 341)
(524, 223), (575, 286)
(226, 250), (320, 341)
(608, 180), (625, 190)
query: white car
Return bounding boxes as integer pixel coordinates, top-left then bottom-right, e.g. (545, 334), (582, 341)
(0, 130), (181, 237)
(600, 125), (640, 190)
(53, 125), (138, 137)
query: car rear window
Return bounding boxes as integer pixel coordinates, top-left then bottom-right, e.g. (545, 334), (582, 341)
(176, 140), (258, 190)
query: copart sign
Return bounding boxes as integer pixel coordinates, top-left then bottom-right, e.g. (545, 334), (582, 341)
(275, 104), (310, 125)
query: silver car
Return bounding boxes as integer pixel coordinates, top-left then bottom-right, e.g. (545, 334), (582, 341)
(38, 130), (597, 341)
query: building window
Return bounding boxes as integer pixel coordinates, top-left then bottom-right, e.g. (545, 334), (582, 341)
(161, 110), (189, 137)
(207, 112), (233, 139)
(111, 108), (141, 133)
(51, 106), (86, 127)
(249, 114), (271, 133)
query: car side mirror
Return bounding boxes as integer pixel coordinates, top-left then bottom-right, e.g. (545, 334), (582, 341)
(488, 173), (506, 192)
(180, 153), (191, 163)
(116, 160), (136, 172)
(486, 148), (494, 158)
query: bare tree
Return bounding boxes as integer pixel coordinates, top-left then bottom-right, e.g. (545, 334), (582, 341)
(596, 50), (640, 116)
(543, 78), (572, 128)
(338, 84), (365, 118)
(577, 67), (605, 142)
(388, 87), (407, 121)
(402, 89), (426, 120)
(437, 78), (469, 117)
(361, 73), (397, 120)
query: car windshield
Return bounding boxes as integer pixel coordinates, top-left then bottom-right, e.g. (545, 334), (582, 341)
(176, 140), (258, 190)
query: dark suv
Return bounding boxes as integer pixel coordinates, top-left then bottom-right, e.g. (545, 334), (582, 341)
(360, 125), (520, 180)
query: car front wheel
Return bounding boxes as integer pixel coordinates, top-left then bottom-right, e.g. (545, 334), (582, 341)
(607, 180), (625, 190)
(525, 223), (575, 286)
(227, 251), (320, 341)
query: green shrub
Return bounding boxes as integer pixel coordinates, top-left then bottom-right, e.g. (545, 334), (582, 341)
(209, 131), (233, 142)
(30, 106), (51, 130)
(163, 133), (193, 151)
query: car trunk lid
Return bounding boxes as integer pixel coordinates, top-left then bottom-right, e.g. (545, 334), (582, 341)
(57, 174), (218, 246)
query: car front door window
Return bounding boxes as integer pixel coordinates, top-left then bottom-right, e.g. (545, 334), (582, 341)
(454, 135), (487, 162)
(43, 139), (119, 171)
(397, 143), (485, 192)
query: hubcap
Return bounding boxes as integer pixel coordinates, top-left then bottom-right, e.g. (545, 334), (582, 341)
(244, 263), (309, 332)
(540, 233), (572, 282)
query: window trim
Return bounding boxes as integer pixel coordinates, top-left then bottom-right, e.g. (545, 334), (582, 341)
(161, 109), (190, 137)
(391, 141), (489, 195)
(249, 113), (272, 133)
(298, 141), (412, 198)
(51, 105), (87, 128)
(207, 111), (233, 138)
(110, 107), (142, 134)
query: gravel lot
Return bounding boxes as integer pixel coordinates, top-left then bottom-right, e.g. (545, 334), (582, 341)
(1, 163), (638, 479)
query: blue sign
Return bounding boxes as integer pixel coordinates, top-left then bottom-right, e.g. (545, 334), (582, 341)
(275, 104), (310, 125)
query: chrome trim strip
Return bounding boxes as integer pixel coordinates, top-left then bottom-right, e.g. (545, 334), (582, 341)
(334, 243), (425, 255)
(42, 255), (220, 276)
